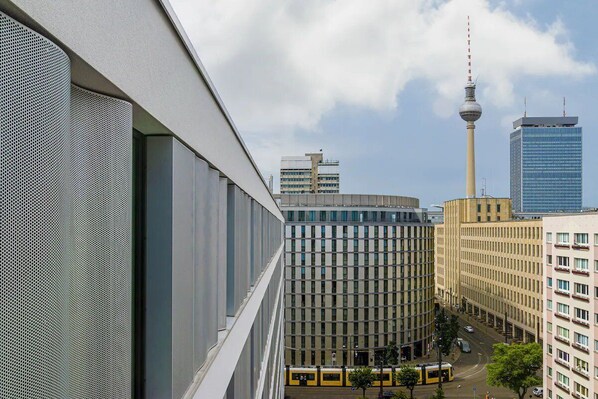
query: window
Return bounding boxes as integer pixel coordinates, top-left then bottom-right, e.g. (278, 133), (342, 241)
(556, 279), (569, 293)
(574, 283), (589, 297)
(595, 233), (598, 245)
(547, 299), (553, 311)
(556, 325), (569, 340)
(556, 232), (569, 244)
(595, 313), (598, 325)
(574, 357), (588, 374)
(547, 322), (552, 333)
(556, 302), (569, 315)
(556, 349), (569, 363)
(595, 340), (598, 352)
(575, 307), (589, 322)
(547, 277), (553, 288)
(575, 258), (589, 272)
(574, 383), (588, 399)
(556, 372), (569, 387)
(547, 344), (552, 355)
(547, 255), (552, 265)
(595, 260), (598, 272)
(574, 233), (588, 245)
(557, 256), (569, 268)
(546, 232), (553, 243)
(574, 332), (589, 348)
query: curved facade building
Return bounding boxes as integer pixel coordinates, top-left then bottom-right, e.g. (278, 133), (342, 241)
(281, 194), (435, 367)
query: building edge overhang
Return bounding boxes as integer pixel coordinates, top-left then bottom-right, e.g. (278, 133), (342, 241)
(276, 193), (421, 209)
(0, 0), (283, 220)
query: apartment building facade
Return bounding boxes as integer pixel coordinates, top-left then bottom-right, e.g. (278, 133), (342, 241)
(280, 153), (340, 194)
(282, 194), (434, 367)
(0, 4), (284, 399)
(436, 198), (544, 342)
(543, 214), (598, 399)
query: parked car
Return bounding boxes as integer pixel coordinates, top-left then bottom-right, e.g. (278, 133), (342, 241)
(532, 387), (543, 397)
(464, 325), (474, 333)
(458, 340), (471, 353)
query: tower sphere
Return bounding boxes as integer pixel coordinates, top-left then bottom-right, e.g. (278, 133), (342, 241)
(459, 82), (482, 122)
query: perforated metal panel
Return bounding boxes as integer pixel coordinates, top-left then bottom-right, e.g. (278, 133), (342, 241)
(69, 85), (132, 398)
(0, 11), (71, 399)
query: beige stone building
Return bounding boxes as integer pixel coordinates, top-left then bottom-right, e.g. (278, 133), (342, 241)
(435, 197), (544, 342)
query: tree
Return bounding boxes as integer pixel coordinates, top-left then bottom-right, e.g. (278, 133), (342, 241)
(435, 309), (459, 357)
(395, 366), (419, 399)
(486, 342), (542, 399)
(433, 308), (459, 388)
(348, 367), (375, 399)
(430, 387), (445, 399)
(385, 341), (399, 365)
(392, 390), (409, 399)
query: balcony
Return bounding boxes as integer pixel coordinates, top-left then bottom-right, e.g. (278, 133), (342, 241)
(572, 269), (590, 276)
(554, 336), (570, 345)
(572, 293), (590, 302)
(555, 380), (570, 393)
(572, 243), (590, 251)
(572, 342), (590, 354)
(554, 265), (571, 273)
(555, 312), (570, 321)
(555, 243), (570, 249)
(572, 367), (590, 380)
(555, 290), (570, 297)
(572, 318), (590, 327)
(554, 357), (570, 368)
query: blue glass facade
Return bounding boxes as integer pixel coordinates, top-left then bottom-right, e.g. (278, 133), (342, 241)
(510, 118), (582, 212)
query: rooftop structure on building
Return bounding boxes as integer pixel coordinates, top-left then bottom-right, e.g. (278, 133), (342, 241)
(510, 115), (582, 213)
(280, 152), (340, 194)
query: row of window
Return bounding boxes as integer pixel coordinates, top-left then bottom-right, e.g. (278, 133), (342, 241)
(547, 323), (590, 346)
(547, 255), (595, 272)
(546, 232), (597, 246)
(286, 210), (422, 223)
(289, 224), (430, 238)
(547, 300), (594, 322)
(547, 278), (592, 296)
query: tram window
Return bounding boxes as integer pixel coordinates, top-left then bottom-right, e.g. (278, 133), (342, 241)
(322, 373), (340, 381)
(427, 370), (438, 378)
(292, 373), (315, 381)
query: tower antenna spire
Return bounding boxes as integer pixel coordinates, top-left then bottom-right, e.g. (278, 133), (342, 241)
(524, 97), (527, 117)
(467, 16), (472, 82)
(563, 97), (566, 117)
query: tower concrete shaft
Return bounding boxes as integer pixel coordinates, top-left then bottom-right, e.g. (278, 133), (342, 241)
(466, 122), (476, 198)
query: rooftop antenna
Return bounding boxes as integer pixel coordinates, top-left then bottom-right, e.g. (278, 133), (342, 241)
(467, 16), (472, 82)
(524, 97), (527, 117)
(563, 97), (566, 117)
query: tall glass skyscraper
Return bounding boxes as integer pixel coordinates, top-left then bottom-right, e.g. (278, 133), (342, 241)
(510, 116), (582, 212)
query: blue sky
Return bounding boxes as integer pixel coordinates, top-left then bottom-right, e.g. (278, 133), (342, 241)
(173, 0), (598, 209)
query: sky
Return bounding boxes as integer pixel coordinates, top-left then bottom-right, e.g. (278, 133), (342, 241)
(171, 0), (598, 209)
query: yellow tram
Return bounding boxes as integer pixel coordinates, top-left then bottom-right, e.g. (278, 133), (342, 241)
(285, 362), (454, 387)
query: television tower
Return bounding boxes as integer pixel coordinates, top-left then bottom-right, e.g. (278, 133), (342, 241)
(459, 16), (482, 198)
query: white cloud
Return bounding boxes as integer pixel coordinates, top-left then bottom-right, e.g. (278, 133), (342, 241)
(171, 0), (594, 173)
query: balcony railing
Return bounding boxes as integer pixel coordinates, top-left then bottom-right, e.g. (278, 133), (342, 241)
(572, 342), (590, 354)
(554, 265), (570, 273)
(555, 380), (570, 393)
(572, 367), (590, 380)
(555, 335), (570, 345)
(572, 293), (590, 302)
(555, 290), (571, 297)
(572, 269), (590, 276)
(555, 357), (570, 368)
(572, 318), (590, 327)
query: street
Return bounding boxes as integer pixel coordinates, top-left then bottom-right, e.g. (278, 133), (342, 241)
(285, 314), (520, 399)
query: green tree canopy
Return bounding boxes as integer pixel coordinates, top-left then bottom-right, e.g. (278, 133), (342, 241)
(348, 367), (375, 399)
(395, 366), (420, 399)
(385, 341), (399, 365)
(486, 342), (542, 399)
(435, 309), (459, 356)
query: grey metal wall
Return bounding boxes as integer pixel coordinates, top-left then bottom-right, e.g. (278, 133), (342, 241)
(0, 12), (71, 399)
(69, 85), (132, 398)
(1, 11), (133, 399)
(146, 136), (283, 399)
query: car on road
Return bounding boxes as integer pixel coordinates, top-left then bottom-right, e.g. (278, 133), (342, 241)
(464, 325), (474, 333)
(382, 391), (395, 399)
(532, 387), (543, 397)
(458, 340), (471, 353)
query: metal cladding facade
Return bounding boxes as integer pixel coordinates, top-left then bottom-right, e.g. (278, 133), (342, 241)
(0, 3), (284, 399)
